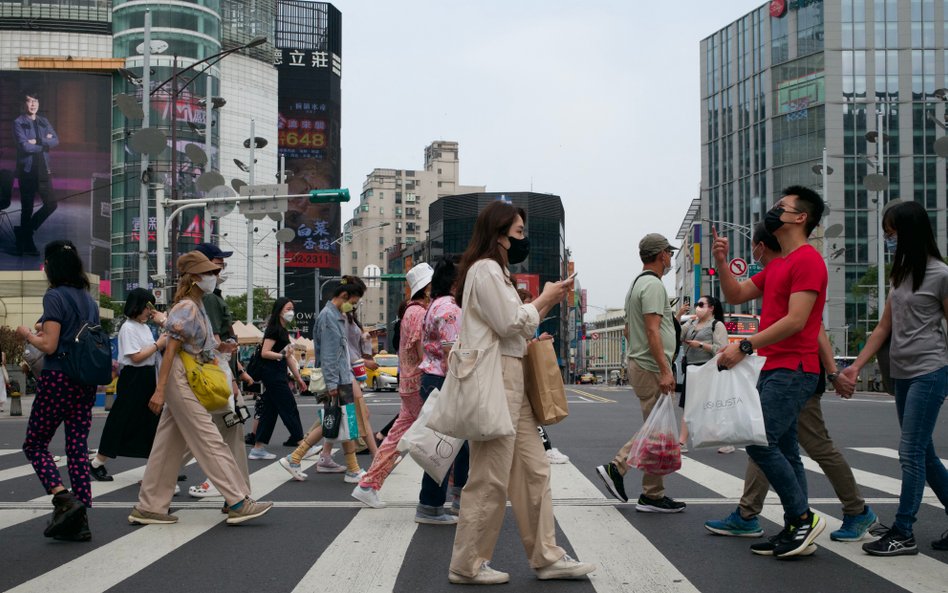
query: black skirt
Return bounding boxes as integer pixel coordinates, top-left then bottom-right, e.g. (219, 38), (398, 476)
(97, 364), (160, 459)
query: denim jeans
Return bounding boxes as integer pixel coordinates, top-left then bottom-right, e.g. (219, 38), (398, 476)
(893, 366), (948, 535)
(418, 373), (469, 507)
(745, 366), (819, 523)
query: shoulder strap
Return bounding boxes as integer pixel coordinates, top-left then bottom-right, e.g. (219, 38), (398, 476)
(631, 270), (660, 290)
(59, 288), (93, 328)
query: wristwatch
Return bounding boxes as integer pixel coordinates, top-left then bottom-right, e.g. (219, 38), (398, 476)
(739, 339), (754, 355)
(827, 372), (839, 383)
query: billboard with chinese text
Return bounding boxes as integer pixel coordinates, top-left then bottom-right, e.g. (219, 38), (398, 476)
(0, 72), (112, 291)
(276, 2), (342, 336)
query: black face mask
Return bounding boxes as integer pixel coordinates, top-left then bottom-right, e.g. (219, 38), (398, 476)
(506, 236), (530, 265)
(764, 208), (785, 234)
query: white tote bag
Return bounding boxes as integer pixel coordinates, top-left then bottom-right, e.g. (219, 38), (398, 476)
(426, 264), (515, 441)
(398, 387), (464, 483)
(683, 354), (768, 449)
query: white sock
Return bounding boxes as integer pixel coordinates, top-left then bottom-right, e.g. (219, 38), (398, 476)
(91, 457), (105, 468)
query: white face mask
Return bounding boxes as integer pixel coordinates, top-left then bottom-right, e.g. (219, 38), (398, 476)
(217, 272), (228, 285)
(195, 274), (217, 294)
(282, 311), (295, 323)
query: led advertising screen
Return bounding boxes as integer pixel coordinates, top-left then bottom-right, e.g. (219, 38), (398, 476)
(278, 63), (341, 335)
(0, 72), (112, 289)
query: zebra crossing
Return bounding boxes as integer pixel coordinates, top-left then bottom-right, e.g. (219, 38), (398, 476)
(1, 445), (946, 593)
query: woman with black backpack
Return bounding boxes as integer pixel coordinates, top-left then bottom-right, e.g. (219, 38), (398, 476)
(16, 240), (100, 541)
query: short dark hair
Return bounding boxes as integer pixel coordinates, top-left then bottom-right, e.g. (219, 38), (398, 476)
(44, 240), (90, 290)
(641, 252), (660, 264)
(124, 287), (156, 318)
(781, 185), (824, 235)
(752, 222), (781, 252)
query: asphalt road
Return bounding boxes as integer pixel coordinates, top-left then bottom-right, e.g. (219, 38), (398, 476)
(0, 385), (946, 593)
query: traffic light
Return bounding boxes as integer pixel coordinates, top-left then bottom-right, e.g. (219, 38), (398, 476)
(707, 267), (717, 277)
(309, 188), (351, 203)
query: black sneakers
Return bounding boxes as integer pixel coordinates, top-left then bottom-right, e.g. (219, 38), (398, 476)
(773, 512), (826, 558)
(89, 462), (113, 482)
(863, 527), (919, 556)
(635, 494), (686, 513)
(595, 463), (628, 503)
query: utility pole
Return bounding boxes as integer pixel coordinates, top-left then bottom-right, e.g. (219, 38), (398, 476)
(137, 10), (151, 290)
(875, 110), (886, 321)
(246, 118), (256, 324)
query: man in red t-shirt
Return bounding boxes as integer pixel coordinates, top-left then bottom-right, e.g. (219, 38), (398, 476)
(711, 185), (828, 559)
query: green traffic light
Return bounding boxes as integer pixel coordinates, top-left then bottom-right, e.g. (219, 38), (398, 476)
(309, 188), (351, 203)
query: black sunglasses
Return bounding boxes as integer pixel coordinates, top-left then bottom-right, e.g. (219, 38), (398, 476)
(695, 302), (708, 308)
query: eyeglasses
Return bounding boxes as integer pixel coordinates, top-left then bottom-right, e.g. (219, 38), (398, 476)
(695, 302), (708, 308)
(771, 204), (803, 215)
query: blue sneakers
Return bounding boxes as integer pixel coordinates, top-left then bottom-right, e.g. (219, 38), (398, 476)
(831, 506), (878, 542)
(705, 508), (765, 538)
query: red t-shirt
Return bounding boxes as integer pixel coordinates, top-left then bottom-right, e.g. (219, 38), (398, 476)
(750, 244), (827, 373)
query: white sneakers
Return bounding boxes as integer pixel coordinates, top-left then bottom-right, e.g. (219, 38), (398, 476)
(449, 562), (510, 585)
(448, 555), (596, 584)
(351, 485), (386, 508)
(534, 554), (597, 580)
(248, 448), (277, 460)
(545, 448), (570, 464)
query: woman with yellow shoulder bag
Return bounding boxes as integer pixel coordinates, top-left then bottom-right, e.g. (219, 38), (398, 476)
(129, 251), (272, 526)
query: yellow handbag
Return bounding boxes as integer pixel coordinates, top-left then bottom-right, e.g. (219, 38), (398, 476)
(179, 351), (231, 411)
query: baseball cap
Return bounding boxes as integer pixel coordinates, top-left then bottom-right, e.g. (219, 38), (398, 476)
(194, 242), (233, 260)
(177, 251), (221, 276)
(639, 233), (678, 258)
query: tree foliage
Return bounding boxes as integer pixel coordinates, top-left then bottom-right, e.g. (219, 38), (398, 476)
(224, 288), (275, 325)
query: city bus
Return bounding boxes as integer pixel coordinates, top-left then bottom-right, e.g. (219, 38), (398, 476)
(723, 313), (759, 344)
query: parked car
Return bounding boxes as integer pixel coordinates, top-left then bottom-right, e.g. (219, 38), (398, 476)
(366, 353), (399, 391)
(578, 373), (596, 384)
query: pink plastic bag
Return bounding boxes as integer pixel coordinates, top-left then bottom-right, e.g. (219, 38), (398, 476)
(627, 394), (681, 476)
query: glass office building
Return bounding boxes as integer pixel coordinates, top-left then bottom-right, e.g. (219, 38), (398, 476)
(699, 0), (948, 350)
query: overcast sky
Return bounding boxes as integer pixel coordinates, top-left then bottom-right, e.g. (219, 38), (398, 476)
(331, 0), (765, 311)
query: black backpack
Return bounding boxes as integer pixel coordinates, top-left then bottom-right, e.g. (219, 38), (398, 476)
(58, 289), (113, 386)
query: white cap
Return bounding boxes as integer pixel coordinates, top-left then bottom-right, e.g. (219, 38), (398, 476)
(406, 262), (434, 297)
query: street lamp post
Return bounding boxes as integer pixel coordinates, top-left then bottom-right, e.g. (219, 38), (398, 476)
(864, 110), (889, 322)
(147, 35), (267, 290)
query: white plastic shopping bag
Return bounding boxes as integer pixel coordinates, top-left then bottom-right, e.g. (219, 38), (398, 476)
(399, 388), (464, 483)
(683, 354), (768, 449)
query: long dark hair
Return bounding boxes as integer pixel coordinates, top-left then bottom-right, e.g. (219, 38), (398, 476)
(44, 240), (90, 290)
(455, 201), (525, 307)
(431, 255), (460, 300)
(701, 294), (725, 324)
(884, 200), (943, 291)
(266, 297), (294, 331)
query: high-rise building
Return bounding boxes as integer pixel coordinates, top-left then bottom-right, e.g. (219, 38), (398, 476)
(696, 0), (948, 351)
(426, 191), (569, 367)
(341, 141), (484, 328)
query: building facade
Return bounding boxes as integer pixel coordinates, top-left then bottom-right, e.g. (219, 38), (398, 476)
(341, 141), (484, 328)
(585, 308), (625, 383)
(427, 191), (570, 367)
(698, 0), (948, 352)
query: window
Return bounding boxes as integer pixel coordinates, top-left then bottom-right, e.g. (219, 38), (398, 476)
(437, 168), (442, 174)
(379, 236), (385, 245)
(406, 194), (417, 203)
(406, 207), (415, 217)
(352, 267), (358, 274)
(395, 207), (402, 217)
(352, 251), (358, 260)
(360, 204), (369, 212)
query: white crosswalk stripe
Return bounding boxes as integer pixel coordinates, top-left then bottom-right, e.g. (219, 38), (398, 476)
(678, 456), (948, 593)
(1, 442), (947, 591)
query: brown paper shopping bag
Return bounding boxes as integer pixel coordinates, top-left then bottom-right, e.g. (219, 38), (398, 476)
(524, 339), (569, 426)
